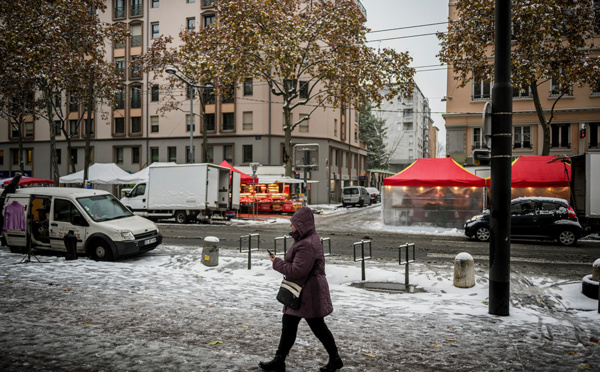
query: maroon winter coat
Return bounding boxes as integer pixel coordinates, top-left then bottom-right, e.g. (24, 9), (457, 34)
(272, 207), (334, 319)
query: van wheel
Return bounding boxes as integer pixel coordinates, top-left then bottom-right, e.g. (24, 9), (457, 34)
(557, 229), (577, 246)
(9, 246), (27, 254)
(91, 241), (113, 261)
(359, 200), (364, 207)
(174, 211), (188, 224)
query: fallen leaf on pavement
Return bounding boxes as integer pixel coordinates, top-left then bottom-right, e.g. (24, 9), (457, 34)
(590, 337), (598, 344)
(79, 322), (94, 326)
(578, 365), (592, 370)
(208, 341), (223, 345)
(65, 288), (72, 291)
(446, 339), (457, 342)
(363, 353), (376, 358)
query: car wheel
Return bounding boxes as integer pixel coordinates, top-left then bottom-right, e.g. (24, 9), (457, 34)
(90, 240), (113, 261)
(359, 200), (364, 207)
(342, 203), (348, 208)
(557, 230), (577, 246)
(174, 210), (188, 224)
(475, 226), (491, 242)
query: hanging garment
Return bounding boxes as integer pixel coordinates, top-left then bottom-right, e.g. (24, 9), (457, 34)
(3, 201), (26, 231)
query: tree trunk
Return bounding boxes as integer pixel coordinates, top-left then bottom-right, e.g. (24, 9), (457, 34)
(42, 83), (60, 185)
(530, 82), (550, 155)
(283, 105), (293, 177)
(84, 68), (95, 187)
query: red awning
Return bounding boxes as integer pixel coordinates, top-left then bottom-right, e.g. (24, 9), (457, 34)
(2, 177), (55, 186)
(218, 160), (257, 184)
(383, 158), (486, 187)
(508, 155), (571, 188)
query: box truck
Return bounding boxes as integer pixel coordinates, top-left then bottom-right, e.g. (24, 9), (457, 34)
(1, 186), (162, 261)
(120, 163), (240, 223)
(570, 152), (600, 235)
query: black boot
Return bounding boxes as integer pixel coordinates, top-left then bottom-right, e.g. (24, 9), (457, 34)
(319, 356), (343, 372)
(258, 354), (286, 372)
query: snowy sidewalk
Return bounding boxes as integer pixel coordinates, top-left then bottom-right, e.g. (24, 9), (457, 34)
(0, 245), (599, 371)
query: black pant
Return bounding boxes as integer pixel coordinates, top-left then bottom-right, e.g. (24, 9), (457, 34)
(277, 314), (338, 359)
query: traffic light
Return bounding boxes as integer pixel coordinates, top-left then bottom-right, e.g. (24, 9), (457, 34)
(580, 129), (586, 138)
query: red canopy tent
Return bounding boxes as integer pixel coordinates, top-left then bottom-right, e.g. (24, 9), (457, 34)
(383, 158), (486, 187)
(2, 177), (55, 186)
(506, 155), (571, 188)
(218, 160), (257, 184)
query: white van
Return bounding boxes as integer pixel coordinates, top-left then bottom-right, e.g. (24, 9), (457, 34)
(1, 187), (162, 260)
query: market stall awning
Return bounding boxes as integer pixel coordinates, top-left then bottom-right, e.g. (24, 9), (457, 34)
(1, 177), (55, 186)
(383, 158), (486, 187)
(119, 162), (177, 184)
(59, 163), (132, 184)
(218, 160), (257, 184)
(506, 155), (571, 188)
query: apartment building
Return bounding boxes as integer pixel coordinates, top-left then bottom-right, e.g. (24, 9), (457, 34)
(0, 0), (369, 204)
(378, 85), (435, 173)
(443, 1), (600, 166)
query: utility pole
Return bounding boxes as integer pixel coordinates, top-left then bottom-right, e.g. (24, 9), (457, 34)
(489, 0), (513, 316)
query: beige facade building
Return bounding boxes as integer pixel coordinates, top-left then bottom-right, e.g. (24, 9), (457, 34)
(444, 1), (600, 166)
(0, 0), (369, 204)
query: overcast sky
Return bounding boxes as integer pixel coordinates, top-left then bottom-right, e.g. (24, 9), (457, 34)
(362, 0), (450, 151)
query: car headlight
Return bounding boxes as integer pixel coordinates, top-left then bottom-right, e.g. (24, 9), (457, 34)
(120, 230), (135, 241)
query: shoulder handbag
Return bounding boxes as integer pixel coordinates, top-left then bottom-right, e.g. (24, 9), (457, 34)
(276, 262), (318, 310)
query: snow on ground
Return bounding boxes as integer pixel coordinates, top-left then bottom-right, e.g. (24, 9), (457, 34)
(1, 244), (599, 371)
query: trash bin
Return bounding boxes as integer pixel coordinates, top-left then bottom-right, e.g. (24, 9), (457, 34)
(64, 230), (78, 261)
(202, 236), (219, 267)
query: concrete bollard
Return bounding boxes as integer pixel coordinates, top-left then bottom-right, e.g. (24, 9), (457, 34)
(593, 258), (600, 281)
(454, 252), (475, 288)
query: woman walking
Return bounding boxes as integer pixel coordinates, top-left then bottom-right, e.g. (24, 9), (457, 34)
(259, 206), (343, 372)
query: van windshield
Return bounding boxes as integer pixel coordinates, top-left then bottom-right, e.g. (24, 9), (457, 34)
(77, 194), (133, 222)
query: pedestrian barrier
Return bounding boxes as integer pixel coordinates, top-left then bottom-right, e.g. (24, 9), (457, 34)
(353, 240), (372, 281)
(273, 235), (292, 256)
(321, 237), (331, 257)
(239, 233), (259, 270)
(398, 243), (416, 289)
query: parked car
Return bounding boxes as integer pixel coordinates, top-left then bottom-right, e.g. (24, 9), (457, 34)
(464, 197), (582, 246)
(342, 186), (371, 207)
(365, 187), (381, 203)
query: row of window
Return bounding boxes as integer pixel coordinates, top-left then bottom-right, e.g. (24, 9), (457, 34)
(113, 0), (216, 20)
(472, 122), (600, 149)
(472, 79), (600, 100)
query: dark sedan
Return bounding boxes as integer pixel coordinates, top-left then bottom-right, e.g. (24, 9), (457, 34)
(464, 197), (582, 246)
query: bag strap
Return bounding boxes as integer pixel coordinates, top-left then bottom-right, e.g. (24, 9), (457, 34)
(300, 260), (319, 288)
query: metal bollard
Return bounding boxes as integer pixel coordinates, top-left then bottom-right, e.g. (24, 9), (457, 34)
(353, 240), (372, 281)
(273, 235), (292, 256)
(320, 237), (331, 257)
(398, 243), (416, 289)
(239, 233), (260, 270)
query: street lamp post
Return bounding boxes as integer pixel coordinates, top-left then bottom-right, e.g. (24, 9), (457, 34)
(165, 68), (213, 163)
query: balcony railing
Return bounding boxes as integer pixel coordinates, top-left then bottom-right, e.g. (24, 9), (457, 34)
(202, 0), (216, 7)
(114, 6), (125, 18)
(131, 4), (142, 17)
